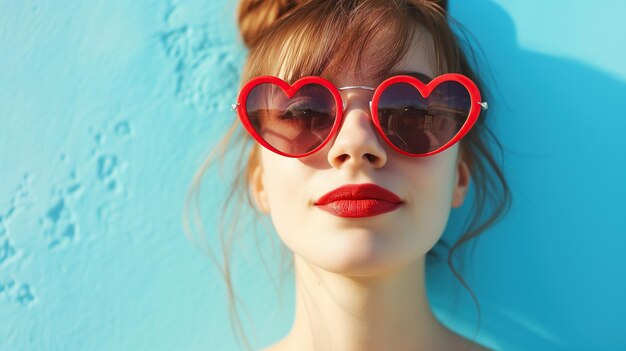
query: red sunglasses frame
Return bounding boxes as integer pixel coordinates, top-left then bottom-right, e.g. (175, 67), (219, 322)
(233, 73), (486, 158)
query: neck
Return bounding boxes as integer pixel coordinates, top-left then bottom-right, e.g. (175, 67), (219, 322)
(283, 254), (453, 351)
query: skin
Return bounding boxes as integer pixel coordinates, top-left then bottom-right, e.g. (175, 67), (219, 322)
(249, 26), (491, 351)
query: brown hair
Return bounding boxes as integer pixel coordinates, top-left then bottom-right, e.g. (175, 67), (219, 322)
(183, 0), (511, 349)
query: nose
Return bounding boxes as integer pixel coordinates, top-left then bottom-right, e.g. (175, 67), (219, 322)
(326, 92), (388, 169)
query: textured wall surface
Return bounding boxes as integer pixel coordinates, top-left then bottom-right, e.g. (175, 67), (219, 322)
(1, 0), (625, 350)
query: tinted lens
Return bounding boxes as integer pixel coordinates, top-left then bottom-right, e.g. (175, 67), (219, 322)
(246, 83), (336, 155)
(377, 81), (471, 154)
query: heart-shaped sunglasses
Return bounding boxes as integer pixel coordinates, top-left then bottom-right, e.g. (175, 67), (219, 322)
(231, 73), (488, 158)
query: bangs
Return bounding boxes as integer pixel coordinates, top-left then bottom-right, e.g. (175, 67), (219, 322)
(242, 1), (427, 85)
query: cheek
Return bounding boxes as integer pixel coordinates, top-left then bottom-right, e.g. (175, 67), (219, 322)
(407, 145), (458, 204)
(398, 153), (458, 247)
(260, 152), (311, 244)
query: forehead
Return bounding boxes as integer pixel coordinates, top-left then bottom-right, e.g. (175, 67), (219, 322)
(392, 27), (437, 79)
(338, 27), (436, 87)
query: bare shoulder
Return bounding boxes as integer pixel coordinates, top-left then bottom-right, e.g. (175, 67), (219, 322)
(449, 333), (494, 351)
(261, 331), (493, 351)
(259, 337), (289, 351)
(463, 341), (493, 351)
(259, 343), (287, 351)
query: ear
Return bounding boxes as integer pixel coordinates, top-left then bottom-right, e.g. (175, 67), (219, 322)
(249, 162), (270, 214)
(452, 153), (470, 208)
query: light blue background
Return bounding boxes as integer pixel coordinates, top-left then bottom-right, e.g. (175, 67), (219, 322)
(1, 0), (625, 350)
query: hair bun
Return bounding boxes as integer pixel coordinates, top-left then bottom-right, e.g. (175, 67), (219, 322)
(237, 0), (305, 49)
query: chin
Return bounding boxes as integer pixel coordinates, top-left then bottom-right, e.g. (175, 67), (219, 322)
(303, 231), (422, 277)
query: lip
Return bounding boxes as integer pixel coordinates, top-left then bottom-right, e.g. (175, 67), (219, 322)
(314, 183), (403, 218)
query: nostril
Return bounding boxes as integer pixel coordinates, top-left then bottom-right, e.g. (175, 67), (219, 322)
(364, 154), (377, 162)
(337, 154), (349, 163)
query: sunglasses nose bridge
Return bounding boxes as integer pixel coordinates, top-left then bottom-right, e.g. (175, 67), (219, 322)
(338, 85), (376, 119)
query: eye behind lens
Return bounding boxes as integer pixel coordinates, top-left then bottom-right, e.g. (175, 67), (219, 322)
(245, 82), (338, 157)
(375, 80), (473, 155)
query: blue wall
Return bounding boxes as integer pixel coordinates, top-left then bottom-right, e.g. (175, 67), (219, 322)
(1, 0), (625, 350)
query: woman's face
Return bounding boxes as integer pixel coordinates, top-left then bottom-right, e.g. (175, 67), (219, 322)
(249, 29), (470, 277)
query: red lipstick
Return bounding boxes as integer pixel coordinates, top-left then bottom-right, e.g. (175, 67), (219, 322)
(314, 183), (403, 218)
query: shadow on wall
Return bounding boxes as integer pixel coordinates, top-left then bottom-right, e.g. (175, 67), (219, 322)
(431, 1), (626, 350)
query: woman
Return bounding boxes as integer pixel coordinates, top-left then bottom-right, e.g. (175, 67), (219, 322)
(186, 0), (511, 350)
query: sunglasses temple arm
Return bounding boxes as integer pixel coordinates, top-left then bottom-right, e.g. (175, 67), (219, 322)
(478, 101), (488, 110)
(231, 103), (240, 111)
